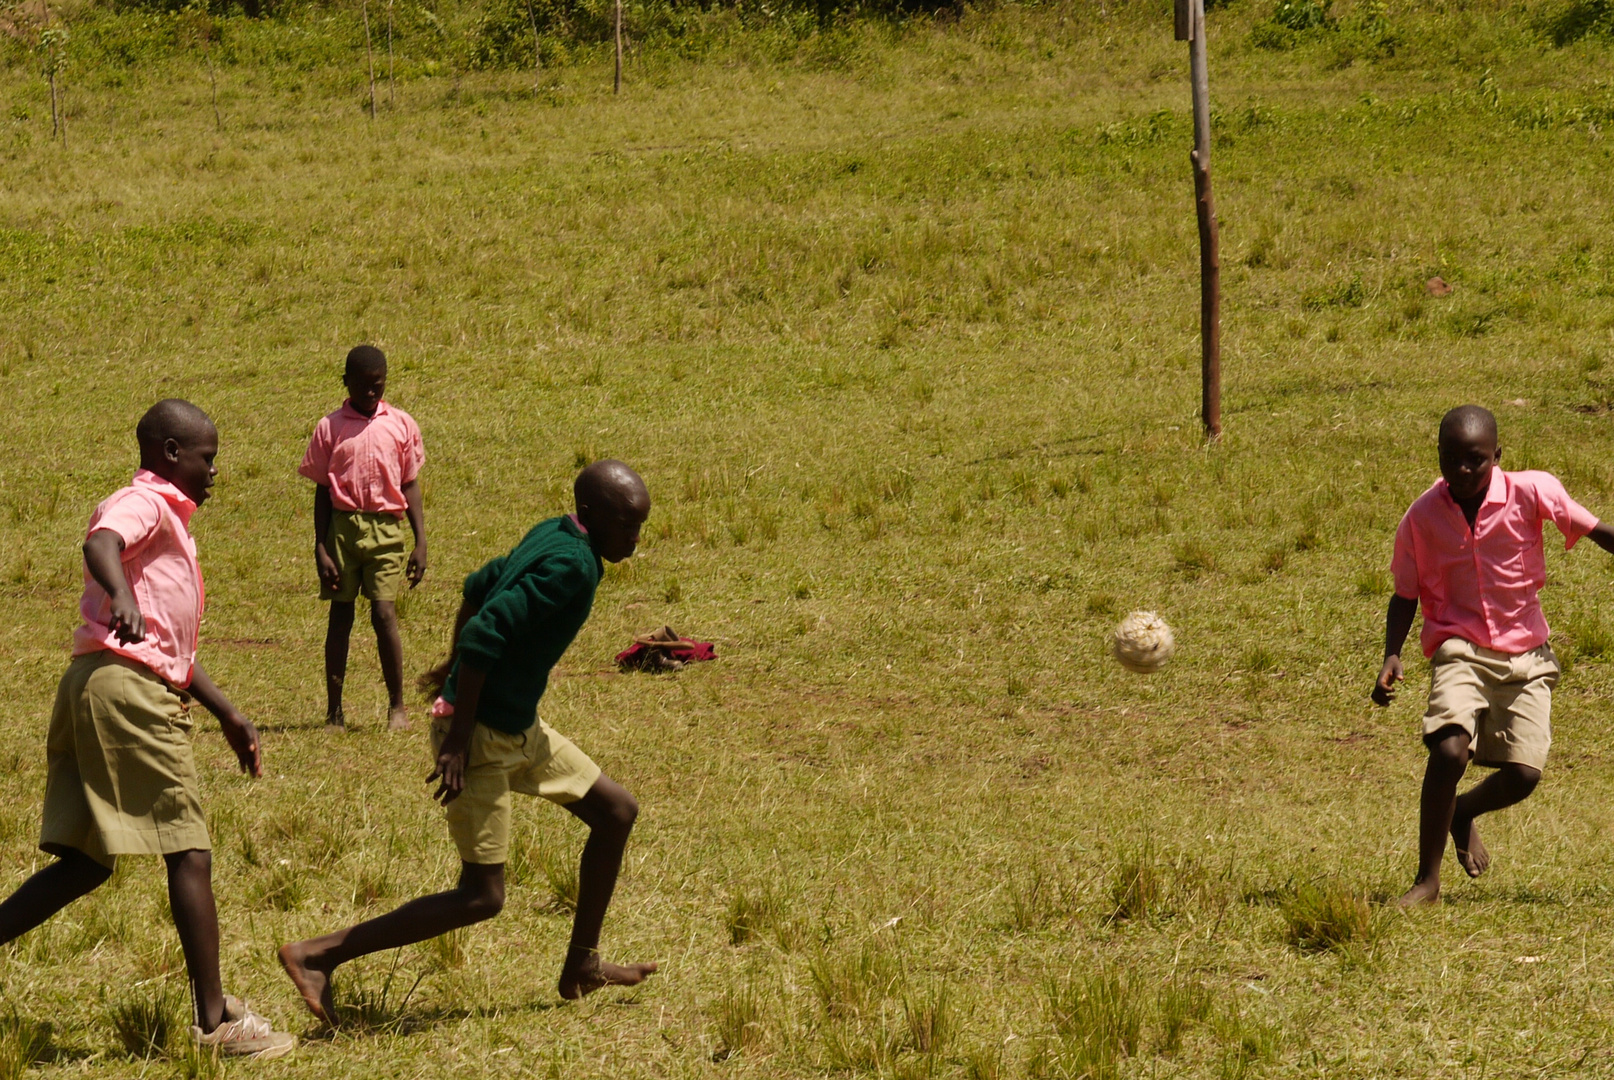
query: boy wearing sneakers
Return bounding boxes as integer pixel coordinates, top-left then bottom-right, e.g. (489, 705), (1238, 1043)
(1373, 405), (1614, 905)
(299, 345), (427, 731)
(0, 400), (293, 1057)
(279, 460), (657, 1022)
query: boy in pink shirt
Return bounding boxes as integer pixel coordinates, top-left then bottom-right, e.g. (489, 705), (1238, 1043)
(299, 346), (427, 731)
(1374, 405), (1614, 906)
(0, 400), (292, 1057)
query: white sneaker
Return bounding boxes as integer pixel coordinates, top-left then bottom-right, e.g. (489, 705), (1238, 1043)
(190, 995), (296, 1060)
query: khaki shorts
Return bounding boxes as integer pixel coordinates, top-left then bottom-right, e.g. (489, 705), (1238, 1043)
(41, 651), (210, 869)
(1423, 638), (1558, 771)
(323, 510), (408, 602)
(430, 717), (601, 865)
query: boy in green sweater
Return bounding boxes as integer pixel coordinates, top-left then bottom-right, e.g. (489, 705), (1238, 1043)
(278, 461), (657, 1020)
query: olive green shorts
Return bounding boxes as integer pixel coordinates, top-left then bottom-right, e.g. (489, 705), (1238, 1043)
(41, 651), (210, 870)
(323, 510), (408, 603)
(1423, 638), (1558, 771)
(430, 717), (601, 865)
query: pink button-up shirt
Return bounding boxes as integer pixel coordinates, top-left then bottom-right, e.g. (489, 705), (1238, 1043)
(298, 399), (424, 517)
(72, 471), (206, 688)
(1392, 469), (1598, 658)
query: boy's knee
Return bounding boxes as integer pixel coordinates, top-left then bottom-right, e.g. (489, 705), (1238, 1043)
(602, 789), (639, 833)
(1505, 763), (1542, 789)
(458, 866), (505, 920)
(1425, 727), (1471, 768)
(371, 601), (398, 628)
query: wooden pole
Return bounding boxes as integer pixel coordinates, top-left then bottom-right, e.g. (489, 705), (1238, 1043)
(1177, 0), (1220, 438)
(362, 0), (377, 120)
(386, 0), (396, 109)
(526, 0), (542, 91)
(613, 0), (622, 94)
(203, 35), (222, 131)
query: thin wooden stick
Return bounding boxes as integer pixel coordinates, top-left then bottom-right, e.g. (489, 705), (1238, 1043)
(526, 0), (542, 91)
(1180, 0), (1220, 438)
(203, 34), (222, 131)
(386, 0), (395, 109)
(613, 0), (622, 95)
(48, 66), (58, 139)
(362, 0), (377, 120)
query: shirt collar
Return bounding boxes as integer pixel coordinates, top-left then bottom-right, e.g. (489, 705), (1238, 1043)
(340, 398), (389, 422)
(131, 469), (198, 527)
(563, 514), (589, 537)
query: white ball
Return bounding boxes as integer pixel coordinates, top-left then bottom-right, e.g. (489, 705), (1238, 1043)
(1112, 611), (1175, 674)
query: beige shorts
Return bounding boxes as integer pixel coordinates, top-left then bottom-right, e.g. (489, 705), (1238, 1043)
(41, 651), (210, 869)
(430, 717), (601, 865)
(1423, 638), (1558, 771)
(323, 510), (408, 603)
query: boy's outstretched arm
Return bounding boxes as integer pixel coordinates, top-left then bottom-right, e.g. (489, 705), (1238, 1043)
(313, 485), (340, 591)
(1373, 594), (1419, 706)
(185, 662), (263, 778)
(1586, 521), (1614, 556)
(84, 529), (144, 644)
(402, 478), (427, 587)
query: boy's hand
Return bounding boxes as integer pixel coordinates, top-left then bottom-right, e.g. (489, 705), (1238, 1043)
(107, 589), (146, 644)
(219, 714), (263, 777)
(428, 735), (470, 805)
(1372, 655), (1404, 706)
(315, 545), (340, 591)
(407, 544), (427, 588)
(417, 657), (453, 700)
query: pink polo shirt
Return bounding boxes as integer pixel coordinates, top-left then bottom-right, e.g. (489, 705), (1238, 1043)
(298, 399), (424, 517)
(1391, 469), (1599, 658)
(72, 471), (206, 688)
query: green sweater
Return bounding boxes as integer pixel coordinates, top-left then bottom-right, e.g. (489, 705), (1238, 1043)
(443, 516), (602, 734)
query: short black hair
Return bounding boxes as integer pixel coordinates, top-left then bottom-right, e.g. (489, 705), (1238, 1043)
(345, 345), (387, 378)
(135, 399), (213, 454)
(1438, 404), (1497, 447)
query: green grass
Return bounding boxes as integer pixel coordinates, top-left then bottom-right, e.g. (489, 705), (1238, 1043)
(5, 0), (1614, 1075)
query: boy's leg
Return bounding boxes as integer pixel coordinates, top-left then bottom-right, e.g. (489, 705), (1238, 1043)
(279, 863), (505, 1024)
(557, 774), (657, 999)
(0, 847), (111, 944)
(1399, 725), (1471, 907)
(324, 601), (356, 729)
(370, 600), (409, 729)
(1449, 763), (1541, 878)
(166, 849), (226, 1032)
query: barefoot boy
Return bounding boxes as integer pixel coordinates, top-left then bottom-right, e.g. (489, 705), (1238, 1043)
(299, 345), (426, 731)
(1373, 405), (1614, 905)
(0, 400), (294, 1057)
(280, 460), (658, 1021)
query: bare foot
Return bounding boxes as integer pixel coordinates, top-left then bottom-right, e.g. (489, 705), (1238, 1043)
(387, 706), (411, 732)
(325, 708), (346, 734)
(1451, 814), (1490, 878)
(278, 941), (336, 1025)
(1397, 879), (1442, 907)
(557, 954), (658, 1000)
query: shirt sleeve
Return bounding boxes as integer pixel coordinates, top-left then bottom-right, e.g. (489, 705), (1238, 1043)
(400, 417), (424, 485)
(461, 556), (510, 607)
(457, 554), (592, 669)
(297, 419), (332, 484)
(1533, 472), (1600, 549)
(90, 490), (163, 554)
(1390, 510), (1421, 600)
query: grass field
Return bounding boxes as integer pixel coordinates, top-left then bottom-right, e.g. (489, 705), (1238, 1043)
(7, 0), (1614, 1075)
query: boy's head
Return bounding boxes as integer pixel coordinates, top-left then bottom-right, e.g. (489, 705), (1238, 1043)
(1438, 404), (1500, 502)
(574, 460), (650, 563)
(136, 399), (218, 506)
(343, 345), (388, 417)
